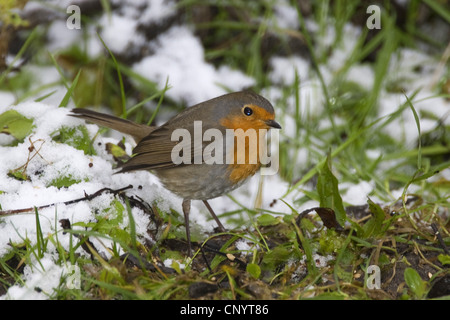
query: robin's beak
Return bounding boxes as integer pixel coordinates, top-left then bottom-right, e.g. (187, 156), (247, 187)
(265, 119), (282, 129)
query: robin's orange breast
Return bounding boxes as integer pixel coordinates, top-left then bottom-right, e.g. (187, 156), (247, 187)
(220, 104), (274, 185)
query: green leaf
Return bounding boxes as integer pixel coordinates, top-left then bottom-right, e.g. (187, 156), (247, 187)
(319, 229), (345, 254)
(246, 263), (261, 279)
(362, 198), (386, 238)
(261, 245), (293, 272)
(404, 267), (427, 299)
(438, 254), (450, 266)
(7, 168), (29, 181)
(257, 213), (280, 226)
(317, 154), (346, 226)
(170, 260), (183, 275)
(0, 110), (33, 140)
(48, 174), (82, 189)
(200, 235), (240, 276)
(160, 249), (184, 263)
(105, 142), (129, 163)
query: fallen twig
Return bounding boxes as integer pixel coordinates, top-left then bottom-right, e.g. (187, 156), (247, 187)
(0, 184), (134, 216)
(59, 218), (101, 260)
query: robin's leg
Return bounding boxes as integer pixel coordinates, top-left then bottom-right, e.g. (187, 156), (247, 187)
(202, 200), (226, 232)
(182, 199), (192, 256)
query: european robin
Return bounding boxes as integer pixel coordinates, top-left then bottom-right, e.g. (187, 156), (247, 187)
(71, 91), (281, 256)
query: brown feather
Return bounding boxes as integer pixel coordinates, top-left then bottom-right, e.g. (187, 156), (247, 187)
(70, 108), (154, 142)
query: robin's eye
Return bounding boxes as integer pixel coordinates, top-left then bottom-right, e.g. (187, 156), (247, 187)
(243, 106), (253, 116)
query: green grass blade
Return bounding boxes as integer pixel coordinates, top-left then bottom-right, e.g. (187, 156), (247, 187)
(404, 92), (422, 170)
(0, 28), (39, 87)
(49, 52), (70, 90)
(422, 0), (450, 23)
(97, 33), (127, 116)
(147, 77), (170, 126)
(58, 69), (82, 108)
(34, 207), (45, 258)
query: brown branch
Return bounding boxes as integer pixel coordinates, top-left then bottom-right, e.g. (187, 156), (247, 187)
(0, 184), (134, 216)
(59, 218), (100, 259)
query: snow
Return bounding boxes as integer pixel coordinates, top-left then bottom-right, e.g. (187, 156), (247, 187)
(269, 56), (311, 85)
(46, 20), (83, 52)
(272, 0), (300, 30)
(0, 103), (161, 249)
(99, 14), (145, 54)
(0, 102), (183, 299)
(4, 254), (66, 300)
(110, 0), (176, 24)
(136, 0), (177, 25)
(0, 91), (15, 108)
(341, 181), (375, 205)
(346, 64), (375, 91)
(1, 0), (448, 299)
(132, 26), (255, 105)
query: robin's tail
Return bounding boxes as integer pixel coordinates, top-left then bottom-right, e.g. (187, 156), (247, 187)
(70, 108), (155, 142)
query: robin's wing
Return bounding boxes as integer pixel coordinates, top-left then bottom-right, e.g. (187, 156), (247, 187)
(117, 101), (227, 173)
(118, 121), (226, 173)
(117, 126), (179, 172)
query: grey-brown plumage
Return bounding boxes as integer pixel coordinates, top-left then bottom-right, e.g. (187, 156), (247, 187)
(70, 108), (154, 142)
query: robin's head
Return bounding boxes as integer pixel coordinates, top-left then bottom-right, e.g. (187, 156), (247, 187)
(216, 91), (281, 131)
